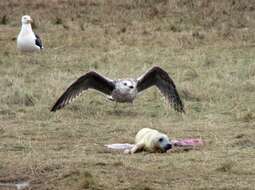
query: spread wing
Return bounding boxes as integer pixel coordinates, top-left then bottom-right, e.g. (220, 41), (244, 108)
(35, 33), (43, 49)
(51, 71), (115, 112)
(136, 66), (184, 113)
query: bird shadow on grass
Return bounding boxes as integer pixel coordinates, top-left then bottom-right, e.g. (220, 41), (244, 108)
(106, 109), (141, 117)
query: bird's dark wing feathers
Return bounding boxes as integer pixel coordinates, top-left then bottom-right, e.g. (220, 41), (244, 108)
(51, 71), (115, 112)
(137, 66), (184, 113)
(35, 33), (43, 49)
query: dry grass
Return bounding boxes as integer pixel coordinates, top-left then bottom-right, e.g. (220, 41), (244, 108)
(0, 0), (255, 189)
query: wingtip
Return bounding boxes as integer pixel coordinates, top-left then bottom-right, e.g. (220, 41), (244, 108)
(50, 107), (57, 112)
(50, 104), (60, 112)
(173, 102), (185, 114)
(175, 107), (185, 114)
(180, 108), (186, 114)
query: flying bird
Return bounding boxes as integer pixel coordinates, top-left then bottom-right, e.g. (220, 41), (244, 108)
(51, 66), (184, 113)
(17, 15), (43, 52)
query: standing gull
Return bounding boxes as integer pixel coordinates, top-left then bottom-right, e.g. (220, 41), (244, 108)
(17, 15), (43, 52)
(51, 66), (185, 113)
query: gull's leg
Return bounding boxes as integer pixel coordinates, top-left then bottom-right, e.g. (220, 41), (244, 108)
(131, 100), (134, 110)
(114, 101), (118, 109)
(106, 95), (120, 112)
(114, 101), (119, 113)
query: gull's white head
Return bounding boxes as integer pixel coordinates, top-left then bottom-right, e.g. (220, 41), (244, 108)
(21, 15), (33, 24)
(116, 79), (137, 94)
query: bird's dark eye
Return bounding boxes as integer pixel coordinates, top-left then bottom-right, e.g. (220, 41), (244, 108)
(124, 83), (127, 86)
(159, 138), (163, 142)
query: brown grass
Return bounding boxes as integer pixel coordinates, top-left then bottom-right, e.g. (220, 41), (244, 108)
(0, 0), (255, 189)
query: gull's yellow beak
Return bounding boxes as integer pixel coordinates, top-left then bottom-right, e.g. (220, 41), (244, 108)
(28, 18), (33, 23)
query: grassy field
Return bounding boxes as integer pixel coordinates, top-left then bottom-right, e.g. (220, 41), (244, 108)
(0, 0), (255, 189)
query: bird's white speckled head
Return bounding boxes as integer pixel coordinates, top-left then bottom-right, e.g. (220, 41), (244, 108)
(115, 79), (137, 94)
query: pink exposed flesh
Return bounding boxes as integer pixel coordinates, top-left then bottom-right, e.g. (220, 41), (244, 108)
(172, 138), (203, 147)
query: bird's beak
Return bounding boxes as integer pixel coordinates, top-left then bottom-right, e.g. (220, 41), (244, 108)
(29, 18), (33, 23)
